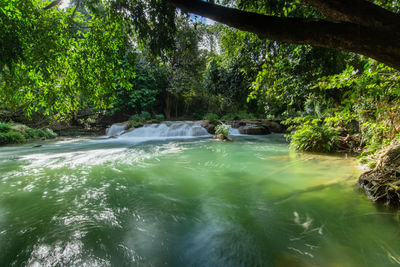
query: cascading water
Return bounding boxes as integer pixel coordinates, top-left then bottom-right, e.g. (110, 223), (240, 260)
(229, 127), (240, 135)
(120, 121), (211, 139)
(106, 124), (127, 137)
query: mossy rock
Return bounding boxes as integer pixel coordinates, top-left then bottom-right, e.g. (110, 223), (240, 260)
(213, 134), (232, 141)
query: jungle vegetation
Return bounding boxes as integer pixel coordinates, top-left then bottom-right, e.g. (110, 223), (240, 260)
(1, 0), (400, 156)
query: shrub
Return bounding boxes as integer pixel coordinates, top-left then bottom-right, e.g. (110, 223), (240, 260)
(43, 128), (58, 139)
(0, 131), (26, 145)
(129, 114), (142, 122)
(155, 114), (165, 121)
(287, 118), (339, 152)
(0, 122), (11, 133)
(133, 121), (144, 128)
(221, 113), (237, 120)
(140, 111), (152, 121)
(221, 111), (257, 121)
(191, 112), (204, 120)
(24, 128), (57, 139)
(203, 113), (219, 124)
(215, 124), (231, 137)
(24, 128), (39, 139)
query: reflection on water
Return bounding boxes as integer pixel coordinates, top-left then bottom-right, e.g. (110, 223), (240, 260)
(0, 134), (399, 266)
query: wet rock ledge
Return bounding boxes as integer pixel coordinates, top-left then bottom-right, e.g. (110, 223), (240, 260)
(201, 119), (286, 135)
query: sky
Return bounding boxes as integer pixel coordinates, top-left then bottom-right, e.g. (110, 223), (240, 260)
(59, 0), (70, 9)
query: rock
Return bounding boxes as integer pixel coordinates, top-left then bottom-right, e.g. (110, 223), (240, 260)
(225, 120), (246, 128)
(261, 120), (284, 133)
(201, 120), (216, 134)
(238, 124), (270, 135)
(213, 134), (232, 141)
(32, 144), (42, 148)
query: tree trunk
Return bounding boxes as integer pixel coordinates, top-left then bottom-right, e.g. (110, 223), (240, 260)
(167, 0), (400, 70)
(164, 94), (171, 120)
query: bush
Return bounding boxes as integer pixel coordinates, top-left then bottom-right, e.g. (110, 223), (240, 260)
(0, 131), (26, 145)
(221, 113), (237, 120)
(24, 128), (57, 139)
(203, 113), (219, 124)
(191, 112), (205, 120)
(43, 128), (58, 139)
(0, 122), (11, 133)
(287, 118), (339, 152)
(140, 111), (152, 121)
(221, 111), (257, 121)
(215, 124), (231, 136)
(129, 114), (142, 122)
(155, 114), (165, 121)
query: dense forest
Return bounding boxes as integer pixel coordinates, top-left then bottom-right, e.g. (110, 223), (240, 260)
(2, 0), (400, 203)
(2, 1), (400, 265)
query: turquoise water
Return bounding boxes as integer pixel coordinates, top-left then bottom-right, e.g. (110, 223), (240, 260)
(0, 134), (399, 266)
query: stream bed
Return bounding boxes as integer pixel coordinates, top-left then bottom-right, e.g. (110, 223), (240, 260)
(0, 133), (399, 266)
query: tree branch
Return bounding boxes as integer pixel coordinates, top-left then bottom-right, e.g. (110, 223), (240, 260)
(68, 0), (81, 28)
(43, 0), (63, 10)
(166, 0), (400, 70)
(303, 0), (400, 28)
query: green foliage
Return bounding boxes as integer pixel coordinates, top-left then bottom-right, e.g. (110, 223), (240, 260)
(110, 55), (167, 115)
(215, 124), (231, 137)
(287, 118), (339, 152)
(221, 111), (257, 120)
(128, 111), (154, 128)
(24, 128), (57, 140)
(203, 113), (219, 124)
(0, 122), (11, 133)
(0, 0), (136, 118)
(360, 121), (390, 155)
(249, 44), (356, 117)
(155, 114), (165, 121)
(0, 131), (26, 145)
(140, 111), (151, 121)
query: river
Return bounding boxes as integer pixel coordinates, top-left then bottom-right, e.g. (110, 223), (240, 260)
(0, 123), (399, 266)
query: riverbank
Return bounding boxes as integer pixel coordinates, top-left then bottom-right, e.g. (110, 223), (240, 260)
(0, 122), (58, 145)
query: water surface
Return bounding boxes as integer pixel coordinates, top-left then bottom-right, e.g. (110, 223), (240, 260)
(0, 135), (399, 266)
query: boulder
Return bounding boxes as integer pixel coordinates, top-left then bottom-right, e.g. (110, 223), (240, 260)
(201, 120), (215, 134)
(238, 124), (270, 135)
(224, 120), (246, 129)
(261, 120), (284, 133)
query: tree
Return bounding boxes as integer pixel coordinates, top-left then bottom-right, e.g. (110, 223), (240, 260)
(0, 0), (135, 118)
(166, 0), (400, 70)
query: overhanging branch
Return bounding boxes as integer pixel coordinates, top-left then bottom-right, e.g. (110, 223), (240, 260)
(303, 0), (400, 28)
(166, 0), (400, 70)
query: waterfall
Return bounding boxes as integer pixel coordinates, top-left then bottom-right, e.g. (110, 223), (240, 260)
(229, 128), (240, 135)
(219, 121), (241, 136)
(120, 121), (211, 139)
(106, 124), (127, 137)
